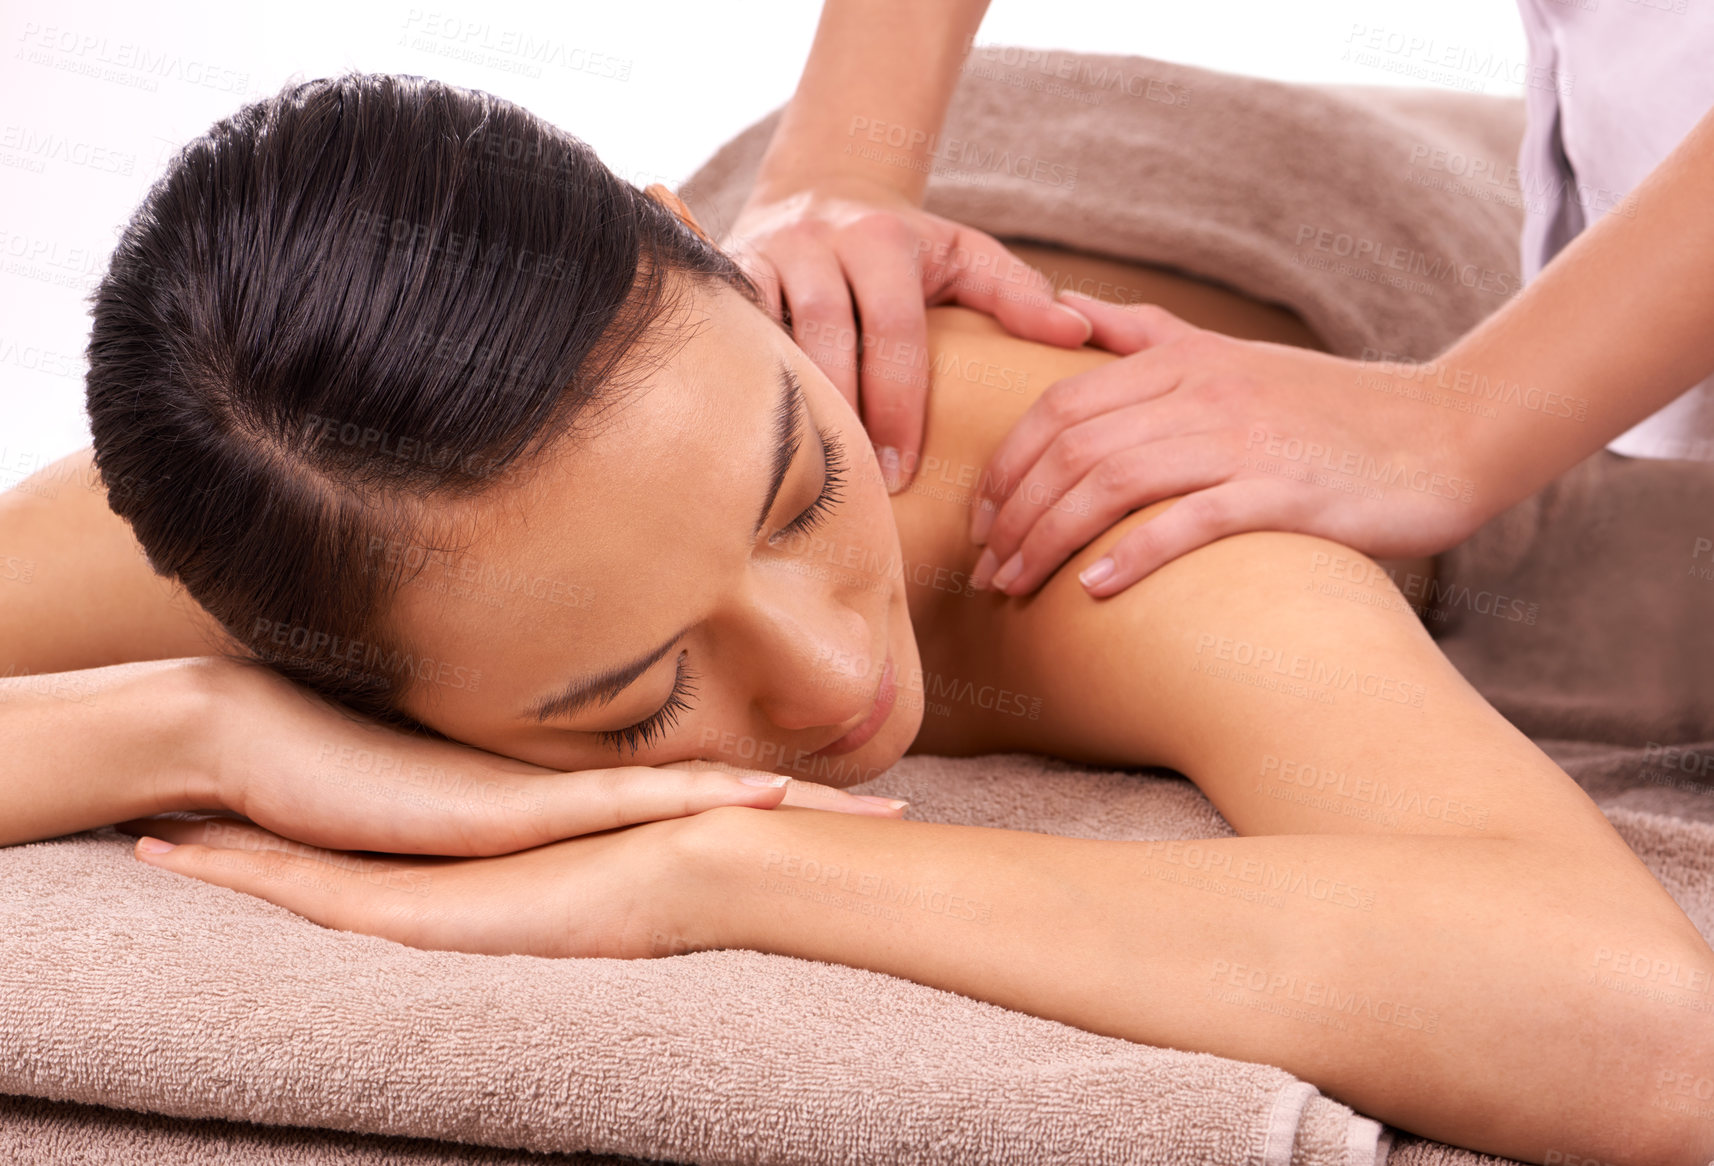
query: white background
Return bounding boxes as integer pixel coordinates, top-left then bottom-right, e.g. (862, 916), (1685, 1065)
(0, 0), (1528, 474)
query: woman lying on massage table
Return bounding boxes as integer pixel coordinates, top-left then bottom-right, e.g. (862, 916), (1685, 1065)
(1, 74), (1708, 1166)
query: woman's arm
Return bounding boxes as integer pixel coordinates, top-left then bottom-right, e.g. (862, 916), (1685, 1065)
(904, 478), (1714, 1161)
(674, 802), (1710, 1166)
(0, 657), (218, 844)
(0, 453), (236, 841)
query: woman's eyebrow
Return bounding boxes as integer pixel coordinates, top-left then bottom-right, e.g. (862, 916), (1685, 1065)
(520, 359), (806, 726)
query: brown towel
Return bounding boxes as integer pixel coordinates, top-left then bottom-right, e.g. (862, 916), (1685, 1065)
(9, 46), (1704, 1166)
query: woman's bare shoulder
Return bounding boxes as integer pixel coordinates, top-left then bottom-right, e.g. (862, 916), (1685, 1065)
(0, 446), (238, 676)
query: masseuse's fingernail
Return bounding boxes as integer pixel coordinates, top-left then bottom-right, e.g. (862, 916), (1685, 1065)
(971, 547), (999, 590)
(878, 446), (902, 493)
(854, 795), (910, 812)
(989, 552), (1024, 593)
(1052, 301), (1094, 344)
(740, 773), (792, 788)
(970, 497), (995, 546)
(1080, 557), (1115, 588)
(136, 836), (176, 855)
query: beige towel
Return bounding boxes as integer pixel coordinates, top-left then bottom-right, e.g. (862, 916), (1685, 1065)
(11, 46), (1703, 1166)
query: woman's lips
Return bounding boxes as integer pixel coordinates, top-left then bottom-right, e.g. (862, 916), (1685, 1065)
(810, 653), (896, 757)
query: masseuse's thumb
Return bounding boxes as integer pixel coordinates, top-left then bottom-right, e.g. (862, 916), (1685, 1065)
(1056, 290), (1195, 356)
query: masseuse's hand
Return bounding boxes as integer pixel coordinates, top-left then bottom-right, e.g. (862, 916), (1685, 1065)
(722, 174), (1093, 492)
(970, 293), (1489, 597)
(176, 656), (906, 858)
(115, 811), (701, 959)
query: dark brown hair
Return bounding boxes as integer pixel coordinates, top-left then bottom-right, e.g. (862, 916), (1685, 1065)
(85, 71), (757, 735)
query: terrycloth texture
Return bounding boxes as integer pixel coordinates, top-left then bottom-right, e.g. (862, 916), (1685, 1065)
(7, 46), (1703, 1166)
(0, 1094), (650, 1165)
(2, 763), (1387, 1166)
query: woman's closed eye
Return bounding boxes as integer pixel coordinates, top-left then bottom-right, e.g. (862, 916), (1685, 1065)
(598, 424), (849, 756)
(769, 424), (847, 544)
(597, 649), (699, 755)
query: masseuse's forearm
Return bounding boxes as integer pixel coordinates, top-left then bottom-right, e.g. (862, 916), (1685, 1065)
(1439, 104), (1714, 506)
(682, 807), (1713, 1165)
(751, 0), (991, 202)
(0, 658), (213, 846)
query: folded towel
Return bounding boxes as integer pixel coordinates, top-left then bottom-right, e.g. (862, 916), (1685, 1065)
(12, 45), (1700, 1166)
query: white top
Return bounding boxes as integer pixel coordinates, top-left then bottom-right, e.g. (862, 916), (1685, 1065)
(1515, 0), (1714, 459)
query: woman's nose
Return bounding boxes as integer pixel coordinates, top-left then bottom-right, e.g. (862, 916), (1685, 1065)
(748, 606), (881, 734)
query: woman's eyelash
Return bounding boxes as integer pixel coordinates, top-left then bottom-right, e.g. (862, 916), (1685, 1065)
(597, 651), (698, 756)
(597, 428), (845, 757)
(771, 425), (847, 543)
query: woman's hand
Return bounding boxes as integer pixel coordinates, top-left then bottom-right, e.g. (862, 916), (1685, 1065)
(969, 293), (1491, 597)
(179, 657), (907, 858)
(721, 175), (1092, 492)
(115, 812), (703, 959)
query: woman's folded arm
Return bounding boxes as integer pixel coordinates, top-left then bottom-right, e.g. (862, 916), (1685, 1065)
(0, 657), (219, 845)
(672, 803), (1714, 1166)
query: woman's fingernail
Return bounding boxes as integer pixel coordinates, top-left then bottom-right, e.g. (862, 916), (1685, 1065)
(1080, 557), (1115, 588)
(854, 795), (909, 811)
(137, 836), (176, 855)
(878, 446), (902, 493)
(970, 498), (995, 546)
(740, 773), (791, 788)
(1052, 302), (1094, 344)
(989, 552), (1024, 593)
(971, 547), (999, 590)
